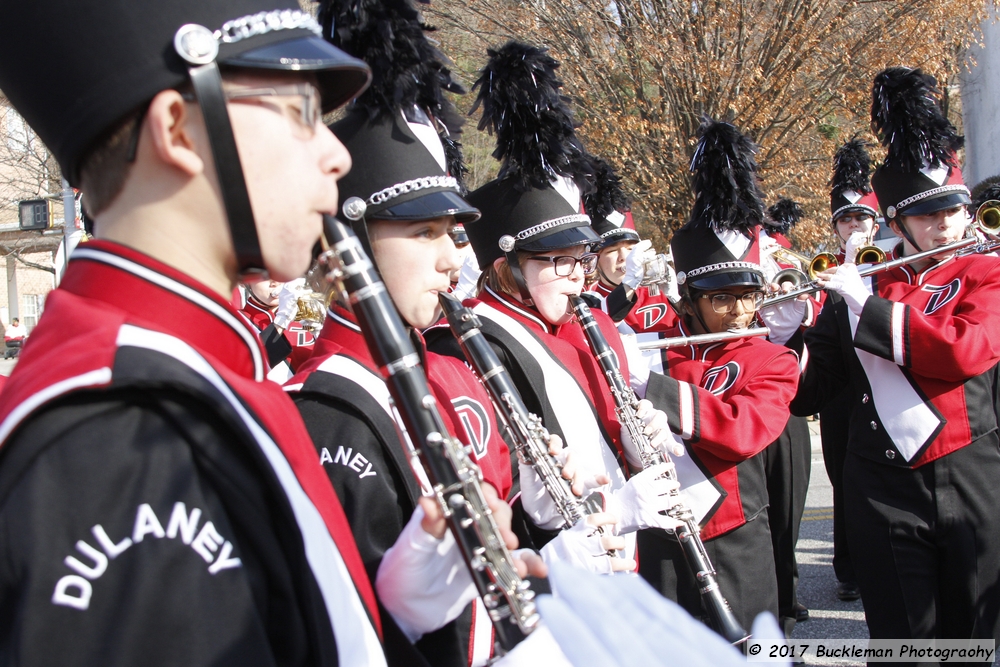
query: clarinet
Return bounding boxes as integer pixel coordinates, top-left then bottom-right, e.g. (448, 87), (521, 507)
(323, 216), (538, 652)
(569, 295), (749, 646)
(438, 292), (606, 531)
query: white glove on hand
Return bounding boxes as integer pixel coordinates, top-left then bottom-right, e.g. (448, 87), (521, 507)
(375, 504), (477, 642)
(273, 278), (307, 330)
(622, 239), (654, 291)
(759, 299), (806, 346)
(603, 463), (683, 533)
(823, 262), (871, 316)
(519, 457), (568, 531)
(540, 513), (630, 575)
(844, 231), (868, 265)
(451, 251), (483, 302)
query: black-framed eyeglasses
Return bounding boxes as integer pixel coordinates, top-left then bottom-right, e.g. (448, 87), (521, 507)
(525, 253), (598, 276)
(182, 83), (320, 136)
(699, 291), (765, 313)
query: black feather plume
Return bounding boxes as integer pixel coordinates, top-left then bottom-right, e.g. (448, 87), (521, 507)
(870, 67), (963, 172)
(471, 41), (595, 194)
(583, 156), (630, 222)
(319, 0), (468, 189)
(688, 118), (765, 232)
(829, 138), (873, 194)
(764, 198), (803, 235)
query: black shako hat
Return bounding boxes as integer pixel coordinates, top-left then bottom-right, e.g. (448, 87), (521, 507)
(870, 67), (971, 222)
(331, 106), (479, 226)
(672, 118), (766, 293)
(0, 1), (370, 187)
(466, 40), (598, 304)
(829, 138), (880, 223)
(321, 0), (478, 248)
(0, 0), (371, 275)
(586, 157), (639, 250)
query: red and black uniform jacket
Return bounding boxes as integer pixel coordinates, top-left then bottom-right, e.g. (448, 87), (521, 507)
(0, 241), (432, 666)
(239, 294), (316, 372)
(285, 305), (512, 667)
(590, 280), (679, 333)
(644, 321), (800, 540)
(792, 250), (1000, 468)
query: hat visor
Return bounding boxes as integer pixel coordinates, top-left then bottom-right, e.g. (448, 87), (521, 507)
(519, 224), (600, 253)
(831, 206), (878, 223)
(369, 190), (481, 224)
(898, 191), (972, 217)
(597, 229), (641, 250)
(221, 36), (371, 111)
(687, 270), (765, 291)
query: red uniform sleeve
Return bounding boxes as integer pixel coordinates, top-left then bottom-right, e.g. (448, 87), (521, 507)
(853, 260), (1000, 382)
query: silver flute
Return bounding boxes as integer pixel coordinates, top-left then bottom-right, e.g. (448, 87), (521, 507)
(636, 327), (770, 351)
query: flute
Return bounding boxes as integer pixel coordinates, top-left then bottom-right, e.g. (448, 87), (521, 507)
(636, 327), (770, 351)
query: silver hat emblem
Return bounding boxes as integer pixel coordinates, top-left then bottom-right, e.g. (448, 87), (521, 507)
(676, 271), (687, 285)
(498, 235), (516, 252)
(342, 197), (368, 221)
(886, 205), (897, 219)
(174, 24), (219, 65)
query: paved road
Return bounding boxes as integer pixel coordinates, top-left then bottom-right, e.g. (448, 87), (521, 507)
(0, 357), (16, 377)
(786, 420), (868, 665)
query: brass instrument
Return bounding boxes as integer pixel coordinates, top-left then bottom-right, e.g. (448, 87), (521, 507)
(761, 236), (981, 307)
(976, 199), (1000, 232)
(636, 327), (770, 351)
(640, 253), (673, 297)
(294, 292), (328, 332)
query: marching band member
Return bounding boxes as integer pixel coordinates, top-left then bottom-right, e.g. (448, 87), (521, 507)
(284, 14), (619, 665)
(637, 119), (800, 633)
(585, 165), (680, 335)
(818, 138), (883, 603)
(238, 277), (317, 381)
(427, 41), (683, 562)
(792, 67), (1000, 643)
(0, 1), (412, 664)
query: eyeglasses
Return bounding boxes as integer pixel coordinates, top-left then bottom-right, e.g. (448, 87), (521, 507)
(699, 291), (765, 313)
(183, 83), (320, 137)
(525, 253), (598, 277)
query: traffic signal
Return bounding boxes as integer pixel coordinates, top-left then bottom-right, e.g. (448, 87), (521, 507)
(18, 199), (53, 231)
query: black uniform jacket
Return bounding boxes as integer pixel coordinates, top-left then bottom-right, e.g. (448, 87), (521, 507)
(0, 241), (422, 667)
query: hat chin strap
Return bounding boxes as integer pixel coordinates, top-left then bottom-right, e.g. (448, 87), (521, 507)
(893, 216), (923, 254)
(187, 61), (265, 276)
(505, 249), (534, 307)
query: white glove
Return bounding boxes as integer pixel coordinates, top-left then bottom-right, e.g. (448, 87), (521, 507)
(759, 299), (806, 346)
(273, 278), (306, 330)
(618, 399), (680, 469)
(844, 231), (868, 264)
(620, 332), (651, 397)
(536, 562), (786, 667)
(541, 516), (614, 575)
(602, 463), (683, 533)
(518, 453), (570, 530)
(451, 250), (483, 302)
(622, 239), (654, 291)
(375, 505), (477, 641)
(493, 623), (574, 667)
(662, 252), (681, 304)
(823, 262), (871, 316)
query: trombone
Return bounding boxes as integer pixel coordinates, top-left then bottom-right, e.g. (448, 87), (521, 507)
(762, 236), (981, 307)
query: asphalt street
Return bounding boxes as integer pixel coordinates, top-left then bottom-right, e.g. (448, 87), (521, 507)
(786, 420), (869, 665)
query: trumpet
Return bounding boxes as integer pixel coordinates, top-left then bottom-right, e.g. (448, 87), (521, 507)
(294, 292), (328, 332)
(762, 235), (981, 307)
(976, 199), (1000, 232)
(636, 327), (770, 351)
(640, 253), (673, 296)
